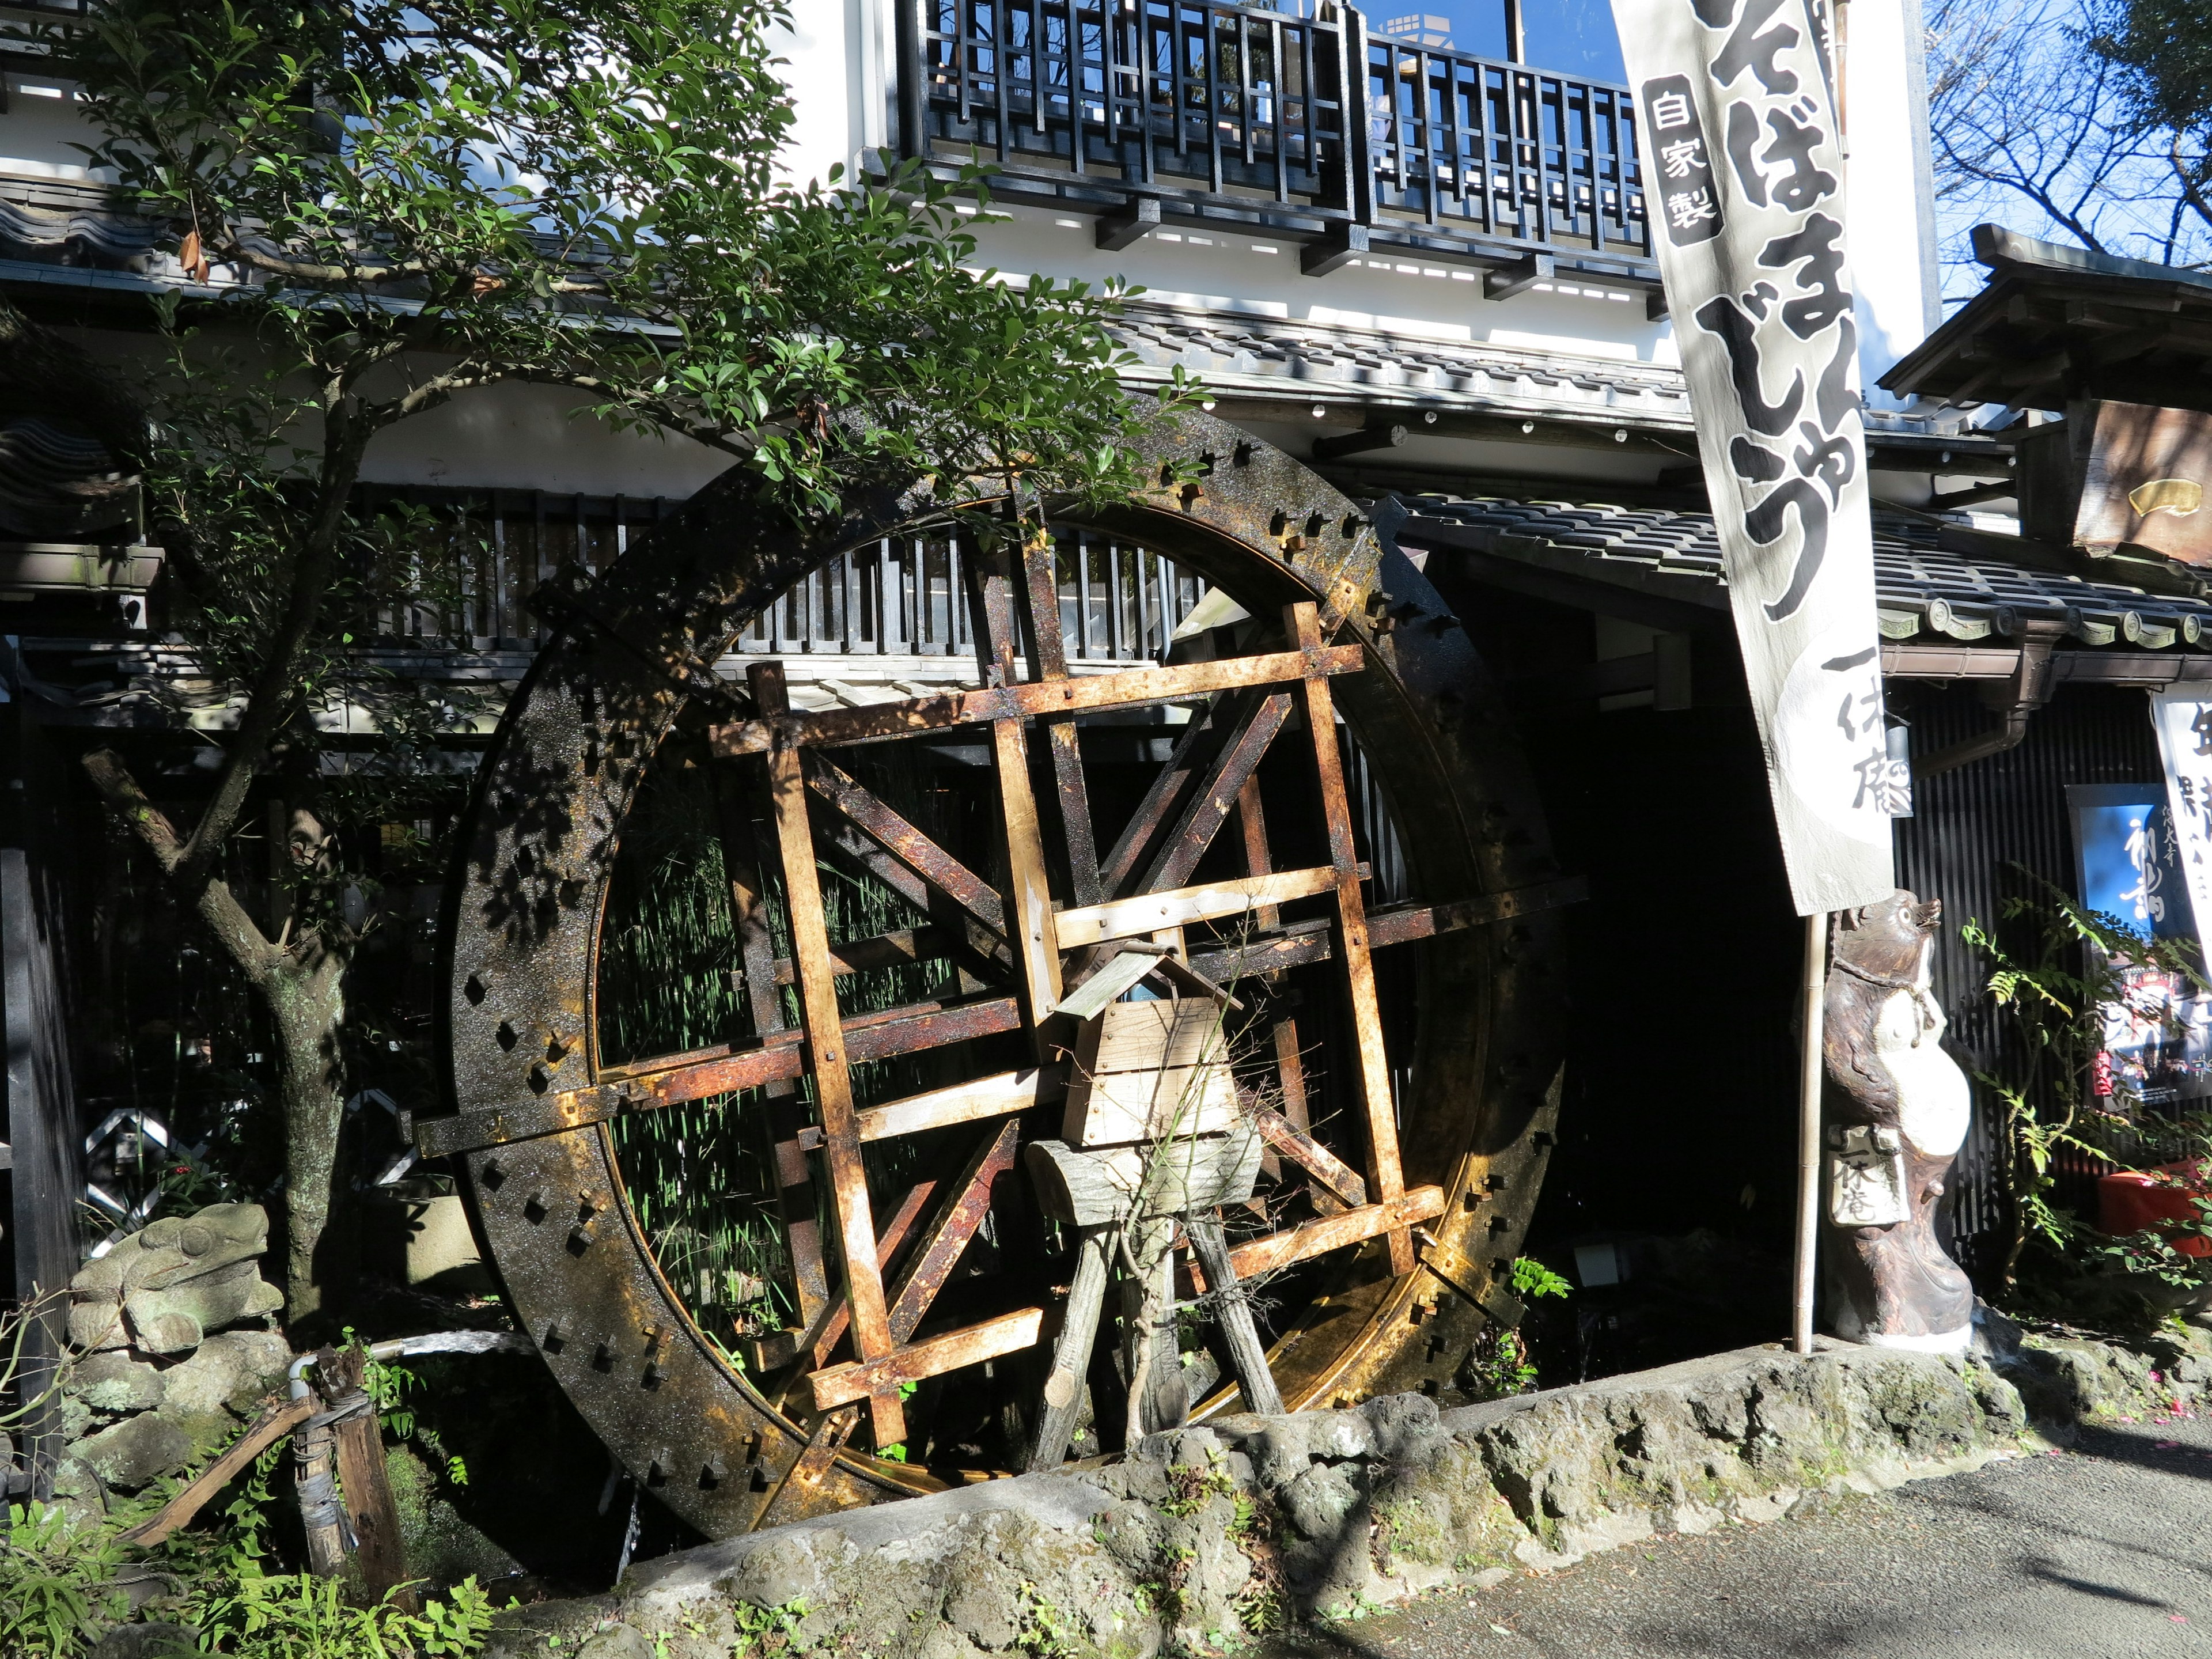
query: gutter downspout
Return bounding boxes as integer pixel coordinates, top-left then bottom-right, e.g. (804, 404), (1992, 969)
(1912, 620), (2064, 778)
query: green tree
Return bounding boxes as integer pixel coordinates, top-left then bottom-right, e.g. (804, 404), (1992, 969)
(20, 0), (1177, 1325)
(2090, 0), (2212, 225)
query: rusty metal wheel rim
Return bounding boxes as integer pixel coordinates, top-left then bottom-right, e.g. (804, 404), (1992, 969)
(429, 414), (1573, 1535)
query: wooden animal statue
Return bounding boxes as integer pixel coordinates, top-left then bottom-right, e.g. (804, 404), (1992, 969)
(1822, 890), (1977, 1351)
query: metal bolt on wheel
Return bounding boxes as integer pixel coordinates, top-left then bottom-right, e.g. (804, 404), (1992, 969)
(422, 415), (1575, 1535)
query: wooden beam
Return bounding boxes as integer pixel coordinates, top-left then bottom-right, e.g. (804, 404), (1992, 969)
(752, 660), (904, 1450)
(706, 645), (1365, 757)
(1184, 1217), (1285, 1416)
(804, 751), (1007, 933)
(711, 763), (830, 1334)
(1021, 530), (1103, 908)
(413, 995), (1029, 1159)
(122, 1395), (316, 1546)
(1027, 1226), (1112, 1470)
(1287, 600), (1413, 1277)
(755, 1407), (859, 1531)
(887, 1120), (1022, 1342)
(1249, 1105), (1367, 1209)
(1097, 688), (1244, 897)
(806, 1307), (1046, 1411)
(1055, 865), (1346, 947)
(823, 1065), (1063, 1146)
(1215, 1187), (1445, 1283)
(974, 546), (1065, 1035)
(789, 1174), (941, 1369)
(1138, 691), (1293, 895)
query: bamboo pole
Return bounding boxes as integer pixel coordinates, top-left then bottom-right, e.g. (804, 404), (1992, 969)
(1793, 912), (1827, 1356)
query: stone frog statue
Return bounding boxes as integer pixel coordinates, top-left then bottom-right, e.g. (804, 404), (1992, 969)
(69, 1202), (285, 1354)
(1821, 891), (1977, 1351)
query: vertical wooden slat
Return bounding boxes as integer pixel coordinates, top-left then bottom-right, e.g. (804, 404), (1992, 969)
(747, 661), (906, 1449)
(1285, 601), (1411, 1275)
(710, 763), (831, 1333)
(1021, 531), (1102, 907)
(971, 546), (1064, 1036)
(1236, 768), (1317, 1197)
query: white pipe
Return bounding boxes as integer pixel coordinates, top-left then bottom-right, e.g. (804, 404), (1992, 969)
(1793, 912), (1828, 1357)
(366, 1331), (532, 1362)
(290, 1330), (529, 1399)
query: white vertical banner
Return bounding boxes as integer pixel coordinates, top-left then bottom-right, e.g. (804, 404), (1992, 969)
(2149, 687), (2212, 964)
(1610, 0), (1899, 915)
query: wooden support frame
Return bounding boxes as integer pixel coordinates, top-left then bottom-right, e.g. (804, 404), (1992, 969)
(971, 544), (1065, 1035)
(1286, 601), (1414, 1275)
(1138, 690), (1294, 895)
(804, 751), (1007, 934)
(886, 1119), (1022, 1342)
(707, 645), (1365, 757)
(1020, 529), (1104, 908)
(415, 872), (1586, 1162)
(806, 1307), (1046, 1411)
(750, 660), (906, 1449)
(1097, 687), (1241, 897)
(710, 762), (832, 1334)
(778, 1173), (942, 1372)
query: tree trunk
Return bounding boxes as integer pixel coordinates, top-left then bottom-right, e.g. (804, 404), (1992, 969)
(266, 949), (351, 1324)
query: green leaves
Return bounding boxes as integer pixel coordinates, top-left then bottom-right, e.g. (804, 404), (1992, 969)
(188, 1570), (497, 1658)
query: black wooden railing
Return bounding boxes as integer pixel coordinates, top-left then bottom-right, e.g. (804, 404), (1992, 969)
(350, 488), (1202, 663)
(899, 0), (1651, 273)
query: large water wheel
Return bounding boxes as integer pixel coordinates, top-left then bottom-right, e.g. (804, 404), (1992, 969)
(417, 414), (1576, 1535)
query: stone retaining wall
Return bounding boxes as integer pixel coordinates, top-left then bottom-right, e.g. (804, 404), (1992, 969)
(487, 1332), (2205, 1659)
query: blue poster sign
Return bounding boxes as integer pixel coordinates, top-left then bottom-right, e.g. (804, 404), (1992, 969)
(2068, 783), (2211, 1107)
(2069, 783), (2190, 942)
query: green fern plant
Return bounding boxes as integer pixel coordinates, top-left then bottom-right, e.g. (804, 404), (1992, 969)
(0, 1501), (132, 1658)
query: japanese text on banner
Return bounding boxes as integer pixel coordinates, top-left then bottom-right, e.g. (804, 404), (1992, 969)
(1610, 0), (1900, 915)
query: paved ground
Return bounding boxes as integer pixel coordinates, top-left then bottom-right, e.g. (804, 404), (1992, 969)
(1269, 1406), (2212, 1659)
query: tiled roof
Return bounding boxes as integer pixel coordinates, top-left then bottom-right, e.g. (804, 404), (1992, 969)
(1108, 301), (1699, 429)
(1394, 494), (2212, 650)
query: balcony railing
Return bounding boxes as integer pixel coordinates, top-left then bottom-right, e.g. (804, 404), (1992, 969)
(350, 488), (1204, 666)
(899, 0), (1651, 276)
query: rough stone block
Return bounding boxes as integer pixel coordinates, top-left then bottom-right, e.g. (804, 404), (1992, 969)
(73, 1413), (191, 1491)
(69, 1350), (168, 1415)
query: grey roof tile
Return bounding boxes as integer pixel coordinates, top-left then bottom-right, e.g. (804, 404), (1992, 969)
(1396, 494), (2212, 650)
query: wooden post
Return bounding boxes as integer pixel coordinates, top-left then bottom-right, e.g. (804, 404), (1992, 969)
(1793, 911), (1827, 1356)
(1018, 528), (1103, 908)
(749, 661), (905, 1450)
(293, 1376), (348, 1580)
(3, 712), (85, 1500)
(970, 546), (1065, 1040)
(709, 762), (830, 1334)
(1286, 602), (1413, 1275)
(320, 1346), (412, 1607)
(1027, 1225), (1112, 1471)
(1185, 1216), (1284, 1415)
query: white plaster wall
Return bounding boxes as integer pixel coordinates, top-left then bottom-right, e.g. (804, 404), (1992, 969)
(772, 0), (888, 188)
(1845, 0), (1940, 402)
(357, 382), (737, 498)
(964, 203), (1677, 365)
(1, 75), (106, 180)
